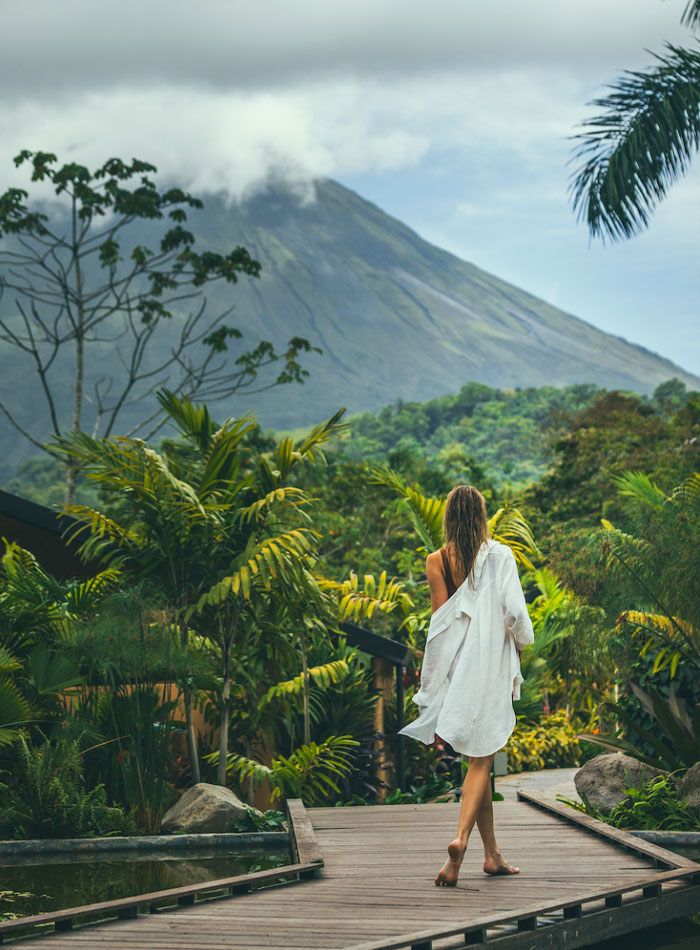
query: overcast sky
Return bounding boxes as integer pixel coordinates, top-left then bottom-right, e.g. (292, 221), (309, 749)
(2, 0), (698, 377)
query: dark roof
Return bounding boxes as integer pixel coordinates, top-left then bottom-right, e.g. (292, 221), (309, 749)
(0, 490), (91, 580)
(338, 621), (412, 666)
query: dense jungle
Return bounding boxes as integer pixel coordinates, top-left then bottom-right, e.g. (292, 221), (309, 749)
(2, 374), (699, 839)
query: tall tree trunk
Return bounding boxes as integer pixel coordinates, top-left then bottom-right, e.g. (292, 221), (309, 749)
(301, 628), (311, 747)
(183, 686), (200, 784)
(65, 196), (84, 506)
(217, 637), (233, 786)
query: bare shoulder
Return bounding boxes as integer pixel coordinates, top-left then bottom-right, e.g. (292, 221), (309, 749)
(425, 551), (443, 575)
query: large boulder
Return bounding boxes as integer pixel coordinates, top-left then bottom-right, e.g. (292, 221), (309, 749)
(574, 754), (668, 815)
(677, 762), (700, 809)
(160, 783), (251, 834)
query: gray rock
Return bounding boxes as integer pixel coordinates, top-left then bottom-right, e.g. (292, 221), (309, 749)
(160, 783), (251, 834)
(677, 762), (700, 809)
(574, 753), (668, 815)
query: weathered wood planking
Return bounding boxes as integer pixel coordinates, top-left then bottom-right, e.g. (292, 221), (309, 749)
(4, 797), (699, 949)
(287, 797), (324, 871)
(0, 800), (318, 942)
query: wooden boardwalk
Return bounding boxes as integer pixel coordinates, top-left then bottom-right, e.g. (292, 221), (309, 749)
(3, 792), (699, 949)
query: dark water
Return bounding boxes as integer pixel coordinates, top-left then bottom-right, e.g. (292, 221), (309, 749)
(589, 916), (700, 949)
(0, 847), (290, 920)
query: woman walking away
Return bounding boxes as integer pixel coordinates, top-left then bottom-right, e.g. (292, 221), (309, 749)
(399, 485), (534, 887)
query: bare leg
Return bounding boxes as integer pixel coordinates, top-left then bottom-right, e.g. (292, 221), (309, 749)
(434, 755), (493, 886)
(474, 780), (520, 875)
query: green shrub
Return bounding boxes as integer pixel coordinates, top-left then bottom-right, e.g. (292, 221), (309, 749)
(232, 806), (286, 832)
(560, 772), (700, 832)
(0, 734), (133, 839)
(505, 711), (581, 772)
(605, 773), (700, 831)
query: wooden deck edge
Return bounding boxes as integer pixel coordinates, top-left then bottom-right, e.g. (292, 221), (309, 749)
(517, 789), (700, 870)
(345, 868), (700, 950)
(286, 798), (324, 867)
(0, 859), (315, 938)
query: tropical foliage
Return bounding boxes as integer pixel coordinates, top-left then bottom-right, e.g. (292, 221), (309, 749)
(504, 712), (581, 773)
(562, 772), (700, 832)
(0, 734), (131, 839)
(571, 1), (700, 240)
(1, 374), (699, 835)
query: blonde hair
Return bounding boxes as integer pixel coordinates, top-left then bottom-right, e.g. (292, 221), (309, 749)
(442, 485), (488, 587)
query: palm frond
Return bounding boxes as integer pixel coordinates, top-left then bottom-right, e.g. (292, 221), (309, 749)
(262, 409), (347, 489)
(370, 465), (444, 549)
(318, 571), (413, 622)
(682, 0), (700, 30)
(64, 568), (121, 618)
(141, 447), (207, 517)
(239, 486), (308, 523)
(488, 505), (539, 569)
(570, 43), (700, 240)
(612, 471), (669, 510)
(260, 659), (351, 707)
(0, 677), (33, 745)
(193, 528), (316, 609)
(671, 471), (700, 509)
(226, 735), (358, 805)
(156, 388), (216, 451)
(0, 646), (20, 674)
(293, 408), (347, 457)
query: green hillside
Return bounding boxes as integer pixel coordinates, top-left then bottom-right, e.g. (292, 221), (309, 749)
(342, 381), (601, 487)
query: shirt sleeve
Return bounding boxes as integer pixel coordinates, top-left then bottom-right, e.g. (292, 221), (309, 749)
(500, 548), (534, 650)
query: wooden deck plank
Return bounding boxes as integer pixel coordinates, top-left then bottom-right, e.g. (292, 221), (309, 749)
(5, 796), (698, 949)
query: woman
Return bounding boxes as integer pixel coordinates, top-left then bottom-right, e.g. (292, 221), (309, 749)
(399, 485), (534, 886)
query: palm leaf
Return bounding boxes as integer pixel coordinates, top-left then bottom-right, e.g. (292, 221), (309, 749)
(193, 528), (316, 610)
(239, 486), (308, 523)
(156, 388), (216, 451)
(488, 505), (539, 569)
(671, 471), (700, 509)
(612, 471), (668, 509)
(0, 677), (33, 745)
(370, 465), (444, 549)
(570, 43), (700, 240)
(0, 645), (21, 674)
(319, 571), (413, 622)
(27, 646), (83, 695)
(682, 0), (700, 29)
(575, 731), (664, 770)
(260, 659), (351, 708)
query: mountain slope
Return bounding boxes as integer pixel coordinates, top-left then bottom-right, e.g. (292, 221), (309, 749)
(196, 179), (700, 427)
(1, 178), (698, 476)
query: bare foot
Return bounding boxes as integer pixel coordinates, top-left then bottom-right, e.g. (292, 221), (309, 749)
(435, 839), (467, 886)
(483, 851), (520, 875)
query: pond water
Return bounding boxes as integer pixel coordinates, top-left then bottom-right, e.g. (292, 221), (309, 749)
(0, 846), (290, 920)
(589, 916), (700, 949)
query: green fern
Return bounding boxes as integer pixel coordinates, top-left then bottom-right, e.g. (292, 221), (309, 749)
(227, 735), (359, 806)
(0, 735), (131, 838)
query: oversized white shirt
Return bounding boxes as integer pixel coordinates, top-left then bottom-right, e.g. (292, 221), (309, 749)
(399, 539), (534, 757)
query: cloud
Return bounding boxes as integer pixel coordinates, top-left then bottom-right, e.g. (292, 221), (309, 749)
(2, 0), (692, 94)
(0, 64), (591, 203)
(0, 1), (696, 221)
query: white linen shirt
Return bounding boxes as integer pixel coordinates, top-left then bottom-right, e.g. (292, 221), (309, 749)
(399, 539), (534, 757)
